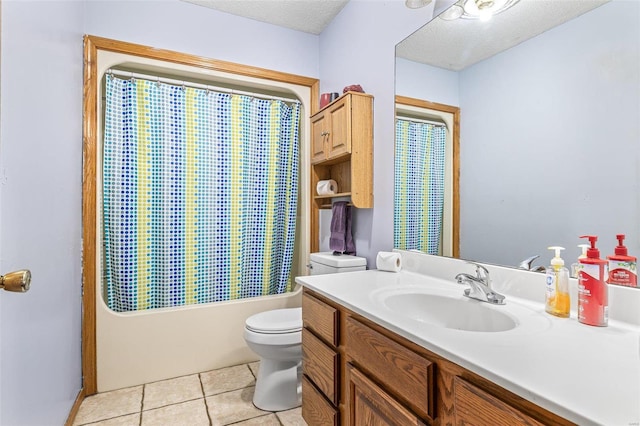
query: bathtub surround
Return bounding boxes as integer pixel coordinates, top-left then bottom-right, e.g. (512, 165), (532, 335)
(85, 38), (315, 394)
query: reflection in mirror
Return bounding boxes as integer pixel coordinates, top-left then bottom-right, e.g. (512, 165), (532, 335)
(394, 96), (459, 257)
(395, 0), (639, 283)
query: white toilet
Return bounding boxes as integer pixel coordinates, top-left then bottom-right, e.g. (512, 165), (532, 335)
(243, 252), (366, 411)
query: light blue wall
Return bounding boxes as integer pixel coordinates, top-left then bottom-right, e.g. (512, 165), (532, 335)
(395, 57), (459, 106)
(459, 0), (639, 266)
(317, 0), (452, 267)
(84, 1), (320, 78)
(0, 1), (84, 424)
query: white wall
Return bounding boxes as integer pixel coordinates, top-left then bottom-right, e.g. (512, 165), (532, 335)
(317, 0), (454, 267)
(459, 0), (639, 267)
(0, 1), (84, 424)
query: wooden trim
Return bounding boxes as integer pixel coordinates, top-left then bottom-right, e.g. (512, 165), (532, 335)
(82, 35), (319, 396)
(82, 35), (98, 396)
(395, 95), (461, 258)
(64, 388), (86, 426)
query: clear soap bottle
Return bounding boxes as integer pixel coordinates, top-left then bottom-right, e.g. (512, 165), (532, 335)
(545, 246), (570, 318)
(571, 244), (589, 278)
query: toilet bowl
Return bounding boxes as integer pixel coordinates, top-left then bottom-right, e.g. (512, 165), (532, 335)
(244, 252), (367, 411)
(243, 307), (302, 411)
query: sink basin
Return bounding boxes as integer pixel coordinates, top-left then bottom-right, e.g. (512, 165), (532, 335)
(382, 292), (518, 332)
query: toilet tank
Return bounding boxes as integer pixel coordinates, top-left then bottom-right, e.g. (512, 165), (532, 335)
(309, 252), (367, 275)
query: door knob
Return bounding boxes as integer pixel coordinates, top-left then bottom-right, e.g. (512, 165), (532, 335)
(1, 270), (31, 293)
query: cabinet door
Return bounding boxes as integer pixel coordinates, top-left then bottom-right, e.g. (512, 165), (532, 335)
(454, 377), (546, 426)
(326, 96), (351, 160)
(311, 111), (328, 164)
(346, 363), (426, 426)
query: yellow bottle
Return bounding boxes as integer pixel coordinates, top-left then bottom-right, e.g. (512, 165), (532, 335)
(545, 246), (570, 318)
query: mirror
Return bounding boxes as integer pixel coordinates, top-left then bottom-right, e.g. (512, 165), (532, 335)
(395, 0), (640, 277)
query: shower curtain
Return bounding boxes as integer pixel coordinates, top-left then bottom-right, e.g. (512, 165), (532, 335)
(103, 75), (300, 312)
(394, 119), (446, 255)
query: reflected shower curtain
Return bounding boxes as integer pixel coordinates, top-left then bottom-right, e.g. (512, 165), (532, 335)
(394, 119), (446, 255)
(103, 75), (300, 312)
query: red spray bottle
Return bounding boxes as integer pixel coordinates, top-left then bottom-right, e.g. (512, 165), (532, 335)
(578, 235), (608, 327)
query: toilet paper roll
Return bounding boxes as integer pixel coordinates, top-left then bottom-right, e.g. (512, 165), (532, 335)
(316, 179), (338, 196)
(376, 251), (402, 272)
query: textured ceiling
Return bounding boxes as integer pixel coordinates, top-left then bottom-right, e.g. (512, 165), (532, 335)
(182, 0), (610, 71)
(182, 0), (350, 34)
(396, 0), (610, 71)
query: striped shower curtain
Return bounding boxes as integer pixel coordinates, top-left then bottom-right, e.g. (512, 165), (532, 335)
(394, 119), (446, 255)
(103, 75), (300, 312)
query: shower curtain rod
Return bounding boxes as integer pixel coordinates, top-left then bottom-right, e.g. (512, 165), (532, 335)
(396, 116), (446, 127)
(107, 69), (300, 104)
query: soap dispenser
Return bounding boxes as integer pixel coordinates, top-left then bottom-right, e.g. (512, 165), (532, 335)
(571, 244), (589, 278)
(545, 246), (570, 318)
(607, 234), (637, 288)
(578, 235), (608, 327)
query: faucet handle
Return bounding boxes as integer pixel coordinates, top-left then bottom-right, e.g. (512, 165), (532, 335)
(465, 261), (490, 282)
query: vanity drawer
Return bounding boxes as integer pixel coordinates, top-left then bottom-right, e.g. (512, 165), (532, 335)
(302, 375), (338, 426)
(345, 316), (435, 421)
(454, 377), (545, 426)
(302, 328), (339, 405)
(302, 291), (339, 347)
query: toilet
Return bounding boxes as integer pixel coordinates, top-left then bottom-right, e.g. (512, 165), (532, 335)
(243, 252), (366, 411)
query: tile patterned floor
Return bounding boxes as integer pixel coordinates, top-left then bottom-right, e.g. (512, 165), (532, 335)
(74, 362), (307, 426)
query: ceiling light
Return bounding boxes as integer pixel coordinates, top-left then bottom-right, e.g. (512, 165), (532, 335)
(439, 0), (519, 20)
(439, 4), (464, 20)
(405, 0), (432, 9)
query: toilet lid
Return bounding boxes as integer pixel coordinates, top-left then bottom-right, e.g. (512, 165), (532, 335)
(246, 307), (302, 334)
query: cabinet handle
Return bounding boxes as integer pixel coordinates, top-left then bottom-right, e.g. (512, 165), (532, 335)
(320, 131), (330, 136)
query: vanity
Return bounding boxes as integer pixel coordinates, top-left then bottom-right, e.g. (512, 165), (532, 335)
(296, 250), (640, 425)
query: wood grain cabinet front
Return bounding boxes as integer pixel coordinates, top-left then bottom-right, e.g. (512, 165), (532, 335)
(345, 316), (435, 422)
(454, 376), (547, 426)
(346, 363), (427, 426)
(300, 288), (575, 426)
(301, 290), (341, 425)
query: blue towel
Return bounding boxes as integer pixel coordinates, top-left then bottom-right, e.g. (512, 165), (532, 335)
(329, 201), (356, 255)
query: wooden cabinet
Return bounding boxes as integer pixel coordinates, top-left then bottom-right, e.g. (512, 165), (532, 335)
(311, 96), (353, 164)
(310, 92), (373, 253)
(346, 363), (426, 426)
(453, 377), (546, 426)
(302, 292), (340, 425)
(301, 287), (574, 426)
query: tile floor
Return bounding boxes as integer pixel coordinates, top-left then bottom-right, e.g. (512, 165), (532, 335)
(74, 362), (307, 426)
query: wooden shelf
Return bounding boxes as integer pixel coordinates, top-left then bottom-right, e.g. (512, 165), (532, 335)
(314, 192), (351, 200)
(310, 92), (373, 253)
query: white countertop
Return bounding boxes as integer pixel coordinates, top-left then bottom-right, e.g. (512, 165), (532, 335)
(295, 254), (640, 426)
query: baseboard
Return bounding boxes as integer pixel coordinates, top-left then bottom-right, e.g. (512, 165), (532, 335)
(65, 387), (86, 426)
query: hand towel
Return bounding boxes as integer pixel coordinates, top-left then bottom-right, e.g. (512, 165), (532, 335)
(329, 201), (356, 255)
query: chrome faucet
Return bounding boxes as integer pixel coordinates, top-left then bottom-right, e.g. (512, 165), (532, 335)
(455, 262), (506, 305)
(518, 255), (546, 272)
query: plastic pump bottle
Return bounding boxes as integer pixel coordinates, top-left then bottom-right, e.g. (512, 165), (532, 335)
(607, 234), (637, 288)
(545, 246), (570, 318)
(578, 235), (608, 327)
(571, 244), (589, 278)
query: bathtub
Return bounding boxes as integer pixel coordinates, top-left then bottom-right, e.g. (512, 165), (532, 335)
(96, 284), (303, 392)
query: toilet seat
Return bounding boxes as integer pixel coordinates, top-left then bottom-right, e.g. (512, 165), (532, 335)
(245, 307), (302, 334)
